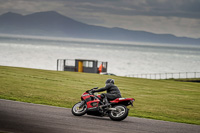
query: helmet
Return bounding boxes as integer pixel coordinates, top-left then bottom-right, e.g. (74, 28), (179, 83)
(105, 79), (115, 84)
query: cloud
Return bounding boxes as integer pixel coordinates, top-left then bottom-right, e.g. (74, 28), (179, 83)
(1, 0), (200, 19)
(0, 0), (200, 38)
(59, 0), (200, 19)
(1, 0), (200, 18)
(0, 0), (65, 15)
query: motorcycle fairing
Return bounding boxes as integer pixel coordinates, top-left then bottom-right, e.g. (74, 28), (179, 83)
(86, 99), (100, 109)
(110, 98), (135, 103)
(81, 92), (102, 109)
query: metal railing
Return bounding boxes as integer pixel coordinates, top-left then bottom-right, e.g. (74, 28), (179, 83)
(126, 72), (200, 79)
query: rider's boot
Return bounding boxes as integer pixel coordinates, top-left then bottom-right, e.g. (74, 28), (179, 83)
(100, 97), (110, 108)
(99, 95), (110, 109)
(103, 98), (110, 106)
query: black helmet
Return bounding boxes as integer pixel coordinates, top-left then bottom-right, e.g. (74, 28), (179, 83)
(105, 79), (115, 84)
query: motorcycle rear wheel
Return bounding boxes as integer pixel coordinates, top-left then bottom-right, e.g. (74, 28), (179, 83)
(72, 102), (87, 116)
(108, 105), (129, 121)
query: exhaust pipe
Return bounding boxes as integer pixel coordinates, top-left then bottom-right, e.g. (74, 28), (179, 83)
(108, 108), (117, 111)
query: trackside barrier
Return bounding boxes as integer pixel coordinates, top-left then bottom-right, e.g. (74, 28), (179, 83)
(126, 72), (200, 79)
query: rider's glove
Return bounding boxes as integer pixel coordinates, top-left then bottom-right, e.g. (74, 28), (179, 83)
(91, 90), (96, 93)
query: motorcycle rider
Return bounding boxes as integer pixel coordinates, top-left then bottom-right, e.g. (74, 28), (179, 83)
(92, 79), (122, 106)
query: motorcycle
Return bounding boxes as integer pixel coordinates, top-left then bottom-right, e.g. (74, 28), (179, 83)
(72, 87), (135, 121)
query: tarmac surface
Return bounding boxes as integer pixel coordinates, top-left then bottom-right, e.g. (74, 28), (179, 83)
(0, 99), (200, 133)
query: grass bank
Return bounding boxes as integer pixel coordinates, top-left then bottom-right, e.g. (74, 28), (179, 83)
(0, 66), (199, 125)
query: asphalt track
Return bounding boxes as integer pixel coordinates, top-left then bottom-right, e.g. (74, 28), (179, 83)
(0, 99), (199, 133)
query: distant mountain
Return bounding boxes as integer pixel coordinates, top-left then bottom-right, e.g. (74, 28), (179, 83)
(0, 11), (199, 45)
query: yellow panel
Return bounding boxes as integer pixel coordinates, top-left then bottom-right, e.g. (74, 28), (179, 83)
(78, 61), (83, 72)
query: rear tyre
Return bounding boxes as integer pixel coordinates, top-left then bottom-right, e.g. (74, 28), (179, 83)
(108, 105), (129, 121)
(72, 102), (87, 116)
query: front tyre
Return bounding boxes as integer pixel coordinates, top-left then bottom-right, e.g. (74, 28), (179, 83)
(72, 102), (87, 116)
(109, 105), (129, 121)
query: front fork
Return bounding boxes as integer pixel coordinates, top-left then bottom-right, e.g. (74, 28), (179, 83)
(79, 100), (86, 108)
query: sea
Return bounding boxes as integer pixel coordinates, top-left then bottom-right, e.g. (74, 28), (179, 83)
(0, 35), (200, 77)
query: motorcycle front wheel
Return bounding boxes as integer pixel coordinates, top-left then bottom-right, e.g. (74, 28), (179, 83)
(108, 105), (129, 121)
(72, 102), (87, 116)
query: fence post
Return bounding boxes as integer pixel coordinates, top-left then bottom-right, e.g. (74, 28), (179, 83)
(57, 59), (59, 71)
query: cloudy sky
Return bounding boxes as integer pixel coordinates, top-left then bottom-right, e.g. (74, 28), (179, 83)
(0, 0), (200, 38)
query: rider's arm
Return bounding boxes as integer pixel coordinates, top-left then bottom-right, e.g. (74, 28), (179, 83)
(93, 84), (110, 92)
(94, 87), (107, 92)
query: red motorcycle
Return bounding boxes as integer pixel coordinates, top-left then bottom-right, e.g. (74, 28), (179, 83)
(72, 87), (135, 121)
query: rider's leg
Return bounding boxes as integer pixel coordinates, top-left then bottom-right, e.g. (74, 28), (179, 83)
(103, 96), (109, 105)
(100, 94), (109, 105)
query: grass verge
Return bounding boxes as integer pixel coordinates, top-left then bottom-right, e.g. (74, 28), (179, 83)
(0, 65), (199, 125)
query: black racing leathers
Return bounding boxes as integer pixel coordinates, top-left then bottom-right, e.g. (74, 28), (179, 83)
(94, 83), (122, 101)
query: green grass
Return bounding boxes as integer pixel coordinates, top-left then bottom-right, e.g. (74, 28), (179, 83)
(0, 66), (200, 125)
